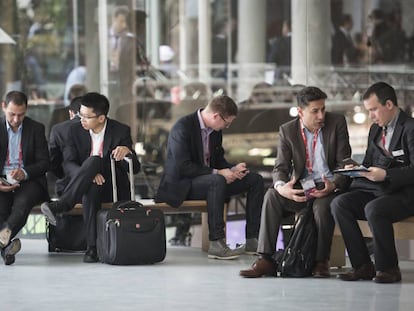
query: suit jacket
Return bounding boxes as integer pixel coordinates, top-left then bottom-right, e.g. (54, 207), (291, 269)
(351, 110), (414, 204)
(63, 118), (140, 200)
(49, 117), (79, 179)
(272, 112), (351, 190)
(156, 110), (232, 207)
(0, 116), (49, 192)
(331, 28), (355, 65)
(49, 117), (80, 194)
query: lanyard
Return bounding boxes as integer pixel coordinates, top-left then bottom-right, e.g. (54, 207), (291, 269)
(300, 121), (319, 174)
(381, 127), (387, 150)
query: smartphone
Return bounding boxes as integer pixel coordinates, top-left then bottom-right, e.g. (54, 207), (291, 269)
(342, 157), (360, 166)
(0, 177), (13, 186)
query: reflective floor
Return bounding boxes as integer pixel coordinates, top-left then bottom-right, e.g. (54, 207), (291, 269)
(1, 238), (414, 311)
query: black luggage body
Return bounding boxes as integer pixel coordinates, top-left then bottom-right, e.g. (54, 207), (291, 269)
(96, 157), (166, 265)
(47, 214), (87, 252)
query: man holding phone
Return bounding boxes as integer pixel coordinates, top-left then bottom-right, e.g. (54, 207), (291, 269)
(0, 91), (49, 265)
(240, 86), (352, 278)
(155, 95), (264, 260)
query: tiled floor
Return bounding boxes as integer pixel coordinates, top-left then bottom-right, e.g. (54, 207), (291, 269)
(1, 238), (414, 311)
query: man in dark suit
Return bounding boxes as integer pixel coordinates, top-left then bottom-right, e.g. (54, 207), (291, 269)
(155, 95), (264, 260)
(108, 5), (135, 106)
(0, 91), (49, 265)
(48, 96), (81, 197)
(240, 86), (352, 278)
(331, 14), (357, 65)
(332, 82), (414, 283)
(41, 92), (140, 263)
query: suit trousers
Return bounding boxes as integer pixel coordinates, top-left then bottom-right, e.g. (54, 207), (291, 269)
(59, 156), (112, 247)
(257, 188), (335, 261)
(187, 172), (264, 241)
(331, 190), (414, 271)
(0, 180), (48, 239)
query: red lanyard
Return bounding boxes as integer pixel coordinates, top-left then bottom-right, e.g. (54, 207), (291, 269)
(381, 127), (387, 150)
(300, 122), (319, 174)
(6, 141), (22, 168)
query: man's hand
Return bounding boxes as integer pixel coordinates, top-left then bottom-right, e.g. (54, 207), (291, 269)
(311, 175), (336, 198)
(92, 173), (105, 185)
(0, 183), (20, 193)
(218, 168), (237, 184)
(8, 168), (25, 182)
(231, 162), (249, 180)
(359, 166), (386, 182)
(111, 146), (132, 161)
(275, 177), (306, 202)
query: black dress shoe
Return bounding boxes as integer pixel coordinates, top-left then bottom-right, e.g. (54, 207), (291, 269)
(337, 262), (375, 281)
(1, 239), (21, 266)
(83, 247), (99, 263)
(373, 267), (402, 283)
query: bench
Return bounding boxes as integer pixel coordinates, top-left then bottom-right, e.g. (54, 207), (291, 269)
(331, 216), (414, 268)
(31, 200), (213, 252)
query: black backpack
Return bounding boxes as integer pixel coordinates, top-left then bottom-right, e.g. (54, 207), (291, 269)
(273, 202), (317, 277)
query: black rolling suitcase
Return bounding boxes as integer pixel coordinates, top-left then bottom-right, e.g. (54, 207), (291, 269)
(96, 157), (166, 265)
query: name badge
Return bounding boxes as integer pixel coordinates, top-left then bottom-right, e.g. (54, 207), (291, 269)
(392, 149), (404, 157)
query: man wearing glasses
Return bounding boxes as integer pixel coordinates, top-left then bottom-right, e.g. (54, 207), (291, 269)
(155, 95), (264, 259)
(41, 92), (140, 263)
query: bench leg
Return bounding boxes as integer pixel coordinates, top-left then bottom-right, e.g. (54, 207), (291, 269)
(201, 212), (209, 252)
(330, 235), (346, 268)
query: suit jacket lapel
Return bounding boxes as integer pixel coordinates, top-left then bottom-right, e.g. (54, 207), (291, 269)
(21, 119), (29, 164)
(0, 117), (8, 168)
(103, 119), (113, 157)
(295, 120), (306, 177)
(388, 112), (405, 152)
(193, 114), (205, 165)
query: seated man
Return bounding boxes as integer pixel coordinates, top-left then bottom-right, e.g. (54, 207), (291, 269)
(240, 86), (351, 278)
(155, 95), (264, 260)
(41, 92), (140, 263)
(332, 82), (414, 283)
(0, 91), (49, 265)
(48, 96), (82, 196)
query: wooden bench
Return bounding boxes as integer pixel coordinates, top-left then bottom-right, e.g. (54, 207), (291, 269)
(331, 216), (414, 268)
(32, 200), (213, 252)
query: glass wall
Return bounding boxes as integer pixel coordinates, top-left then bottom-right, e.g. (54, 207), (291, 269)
(1, 0), (414, 188)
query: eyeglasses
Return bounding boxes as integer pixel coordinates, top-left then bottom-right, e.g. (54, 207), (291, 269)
(219, 114), (232, 127)
(78, 113), (100, 120)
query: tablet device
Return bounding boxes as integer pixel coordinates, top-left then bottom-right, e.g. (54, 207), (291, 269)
(333, 166), (369, 177)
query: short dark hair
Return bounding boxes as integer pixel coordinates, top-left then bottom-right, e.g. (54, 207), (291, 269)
(81, 92), (110, 116)
(207, 95), (238, 117)
(362, 82), (397, 107)
(296, 86), (327, 108)
(69, 96), (82, 114)
(4, 91), (28, 107)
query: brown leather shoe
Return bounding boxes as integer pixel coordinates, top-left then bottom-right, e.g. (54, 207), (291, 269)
(313, 260), (330, 278)
(239, 257), (276, 278)
(373, 267), (401, 284)
(337, 262), (375, 281)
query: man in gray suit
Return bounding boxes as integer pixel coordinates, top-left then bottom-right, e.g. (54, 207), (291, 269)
(240, 86), (351, 278)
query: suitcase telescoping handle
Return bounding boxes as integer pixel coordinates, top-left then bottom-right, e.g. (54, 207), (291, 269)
(110, 155), (135, 202)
